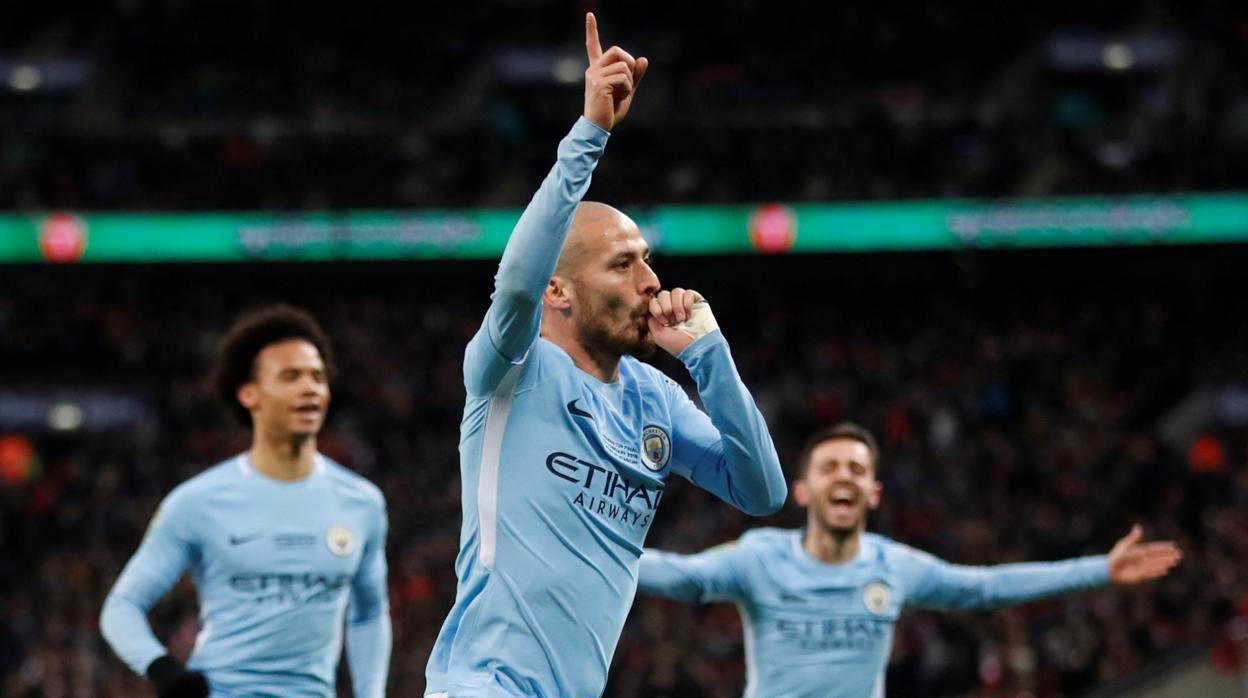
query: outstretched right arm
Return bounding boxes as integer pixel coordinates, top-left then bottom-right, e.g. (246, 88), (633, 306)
(99, 493), (202, 687)
(638, 541), (748, 603)
(464, 13), (647, 396)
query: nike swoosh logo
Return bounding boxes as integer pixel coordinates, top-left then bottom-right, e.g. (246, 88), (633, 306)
(229, 534), (263, 546)
(567, 399), (594, 420)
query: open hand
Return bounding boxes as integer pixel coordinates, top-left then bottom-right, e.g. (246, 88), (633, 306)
(1107, 524), (1182, 585)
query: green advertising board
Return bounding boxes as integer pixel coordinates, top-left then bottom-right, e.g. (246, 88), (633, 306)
(1, 193), (1245, 263)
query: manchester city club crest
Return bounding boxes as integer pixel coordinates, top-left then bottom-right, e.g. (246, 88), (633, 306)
(862, 581), (892, 615)
(640, 425), (671, 471)
(326, 523), (355, 557)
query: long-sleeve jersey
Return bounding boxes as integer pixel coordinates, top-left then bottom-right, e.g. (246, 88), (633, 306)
(639, 528), (1110, 698)
(100, 453), (391, 698)
(424, 117), (786, 698)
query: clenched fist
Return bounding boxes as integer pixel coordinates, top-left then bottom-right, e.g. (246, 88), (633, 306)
(647, 288), (719, 357)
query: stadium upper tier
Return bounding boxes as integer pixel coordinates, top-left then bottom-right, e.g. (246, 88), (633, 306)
(0, 0), (1245, 208)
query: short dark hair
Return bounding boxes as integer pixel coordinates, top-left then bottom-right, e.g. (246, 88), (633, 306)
(796, 422), (880, 476)
(211, 304), (335, 426)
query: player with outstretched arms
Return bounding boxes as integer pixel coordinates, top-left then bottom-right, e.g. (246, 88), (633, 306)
(424, 13), (787, 698)
(639, 422), (1182, 698)
(100, 305), (390, 698)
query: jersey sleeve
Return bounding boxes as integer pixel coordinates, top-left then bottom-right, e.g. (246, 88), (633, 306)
(894, 543), (1111, 610)
(667, 331), (787, 516)
(463, 117), (610, 397)
(346, 496), (392, 698)
(637, 540), (751, 603)
(99, 489), (201, 676)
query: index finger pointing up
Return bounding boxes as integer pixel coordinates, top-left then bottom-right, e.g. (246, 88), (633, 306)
(586, 13), (602, 62)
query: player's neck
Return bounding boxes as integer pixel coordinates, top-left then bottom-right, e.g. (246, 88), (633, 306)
(543, 327), (621, 382)
(576, 342), (622, 383)
(804, 524), (862, 564)
(249, 430), (318, 481)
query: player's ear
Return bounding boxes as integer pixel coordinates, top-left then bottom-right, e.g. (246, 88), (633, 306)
(867, 481), (882, 510)
(543, 275), (574, 311)
(237, 383), (259, 412)
(792, 478), (810, 507)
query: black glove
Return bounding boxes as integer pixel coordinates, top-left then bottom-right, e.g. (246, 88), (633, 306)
(146, 655), (209, 698)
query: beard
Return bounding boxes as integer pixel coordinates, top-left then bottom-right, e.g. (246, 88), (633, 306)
(814, 502), (867, 541)
(575, 289), (657, 360)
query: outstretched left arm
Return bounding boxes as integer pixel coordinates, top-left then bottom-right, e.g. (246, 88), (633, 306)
(904, 525), (1181, 610)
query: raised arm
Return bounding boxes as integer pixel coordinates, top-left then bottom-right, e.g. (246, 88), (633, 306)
(463, 13), (648, 396)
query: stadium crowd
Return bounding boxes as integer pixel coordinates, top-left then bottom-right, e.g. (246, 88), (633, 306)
(1, 0), (1246, 209)
(1, 252), (1244, 696)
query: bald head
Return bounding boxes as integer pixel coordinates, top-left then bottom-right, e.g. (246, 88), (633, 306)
(541, 200), (660, 370)
(555, 202), (639, 279)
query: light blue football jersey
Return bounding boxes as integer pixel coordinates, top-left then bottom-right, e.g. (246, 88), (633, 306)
(424, 117), (787, 698)
(639, 528), (1110, 698)
(100, 453), (391, 698)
